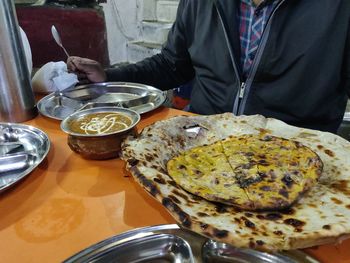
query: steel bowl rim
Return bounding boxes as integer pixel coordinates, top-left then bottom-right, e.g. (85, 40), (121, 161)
(60, 106), (140, 137)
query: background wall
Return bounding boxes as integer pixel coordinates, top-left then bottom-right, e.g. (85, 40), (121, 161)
(17, 5), (110, 67)
(102, 0), (139, 64)
(102, 0), (179, 65)
(15, 0), (185, 108)
(15, 0), (179, 66)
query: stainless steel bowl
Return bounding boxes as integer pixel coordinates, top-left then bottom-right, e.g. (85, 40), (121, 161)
(60, 107), (140, 160)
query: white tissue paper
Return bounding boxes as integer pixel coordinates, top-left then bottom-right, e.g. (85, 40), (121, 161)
(31, 61), (79, 94)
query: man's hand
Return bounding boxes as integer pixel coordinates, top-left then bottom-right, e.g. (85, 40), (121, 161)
(67, 56), (107, 84)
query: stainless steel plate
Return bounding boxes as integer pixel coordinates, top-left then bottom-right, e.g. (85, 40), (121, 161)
(64, 224), (319, 263)
(37, 82), (167, 120)
(0, 123), (50, 192)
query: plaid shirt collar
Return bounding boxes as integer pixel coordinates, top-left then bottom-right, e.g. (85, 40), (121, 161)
(239, 0), (280, 78)
(241, 0), (276, 8)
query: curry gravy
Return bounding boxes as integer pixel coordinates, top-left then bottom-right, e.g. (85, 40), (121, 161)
(68, 112), (132, 135)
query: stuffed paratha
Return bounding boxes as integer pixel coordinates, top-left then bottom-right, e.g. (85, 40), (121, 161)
(167, 134), (323, 210)
(121, 113), (350, 251)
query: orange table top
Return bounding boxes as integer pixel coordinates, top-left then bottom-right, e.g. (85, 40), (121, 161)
(0, 106), (349, 263)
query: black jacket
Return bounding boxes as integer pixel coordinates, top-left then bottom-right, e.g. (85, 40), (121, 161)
(105, 0), (350, 133)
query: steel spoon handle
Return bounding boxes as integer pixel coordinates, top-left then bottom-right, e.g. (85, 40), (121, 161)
(61, 46), (70, 58)
(51, 25), (70, 58)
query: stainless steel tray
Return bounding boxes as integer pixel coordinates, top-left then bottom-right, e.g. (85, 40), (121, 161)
(64, 224), (318, 263)
(0, 123), (50, 192)
(37, 82), (167, 120)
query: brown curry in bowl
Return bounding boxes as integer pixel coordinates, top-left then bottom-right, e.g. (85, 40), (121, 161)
(67, 112), (133, 135)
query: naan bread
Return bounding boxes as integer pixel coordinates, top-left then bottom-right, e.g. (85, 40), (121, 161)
(121, 113), (350, 251)
(167, 134), (323, 210)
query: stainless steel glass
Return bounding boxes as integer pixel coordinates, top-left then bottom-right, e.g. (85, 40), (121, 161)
(0, 0), (37, 122)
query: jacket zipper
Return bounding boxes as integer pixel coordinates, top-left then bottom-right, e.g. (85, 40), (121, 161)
(239, 82), (246, 99)
(215, 0), (285, 115)
(238, 0), (286, 115)
(236, 82), (246, 116)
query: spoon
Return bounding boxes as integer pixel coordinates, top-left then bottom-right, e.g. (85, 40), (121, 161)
(51, 25), (78, 117)
(51, 24), (82, 87)
(51, 25), (66, 105)
(51, 25), (70, 58)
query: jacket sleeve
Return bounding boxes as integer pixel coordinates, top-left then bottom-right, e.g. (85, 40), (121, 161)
(105, 0), (195, 91)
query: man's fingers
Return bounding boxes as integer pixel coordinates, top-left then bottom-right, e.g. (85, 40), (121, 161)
(67, 56), (89, 73)
(77, 60), (101, 72)
(66, 56), (105, 83)
(68, 57), (102, 72)
(67, 59), (77, 72)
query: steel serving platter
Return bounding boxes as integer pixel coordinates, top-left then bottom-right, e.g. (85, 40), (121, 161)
(37, 82), (167, 120)
(0, 123), (50, 192)
(64, 224), (319, 263)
